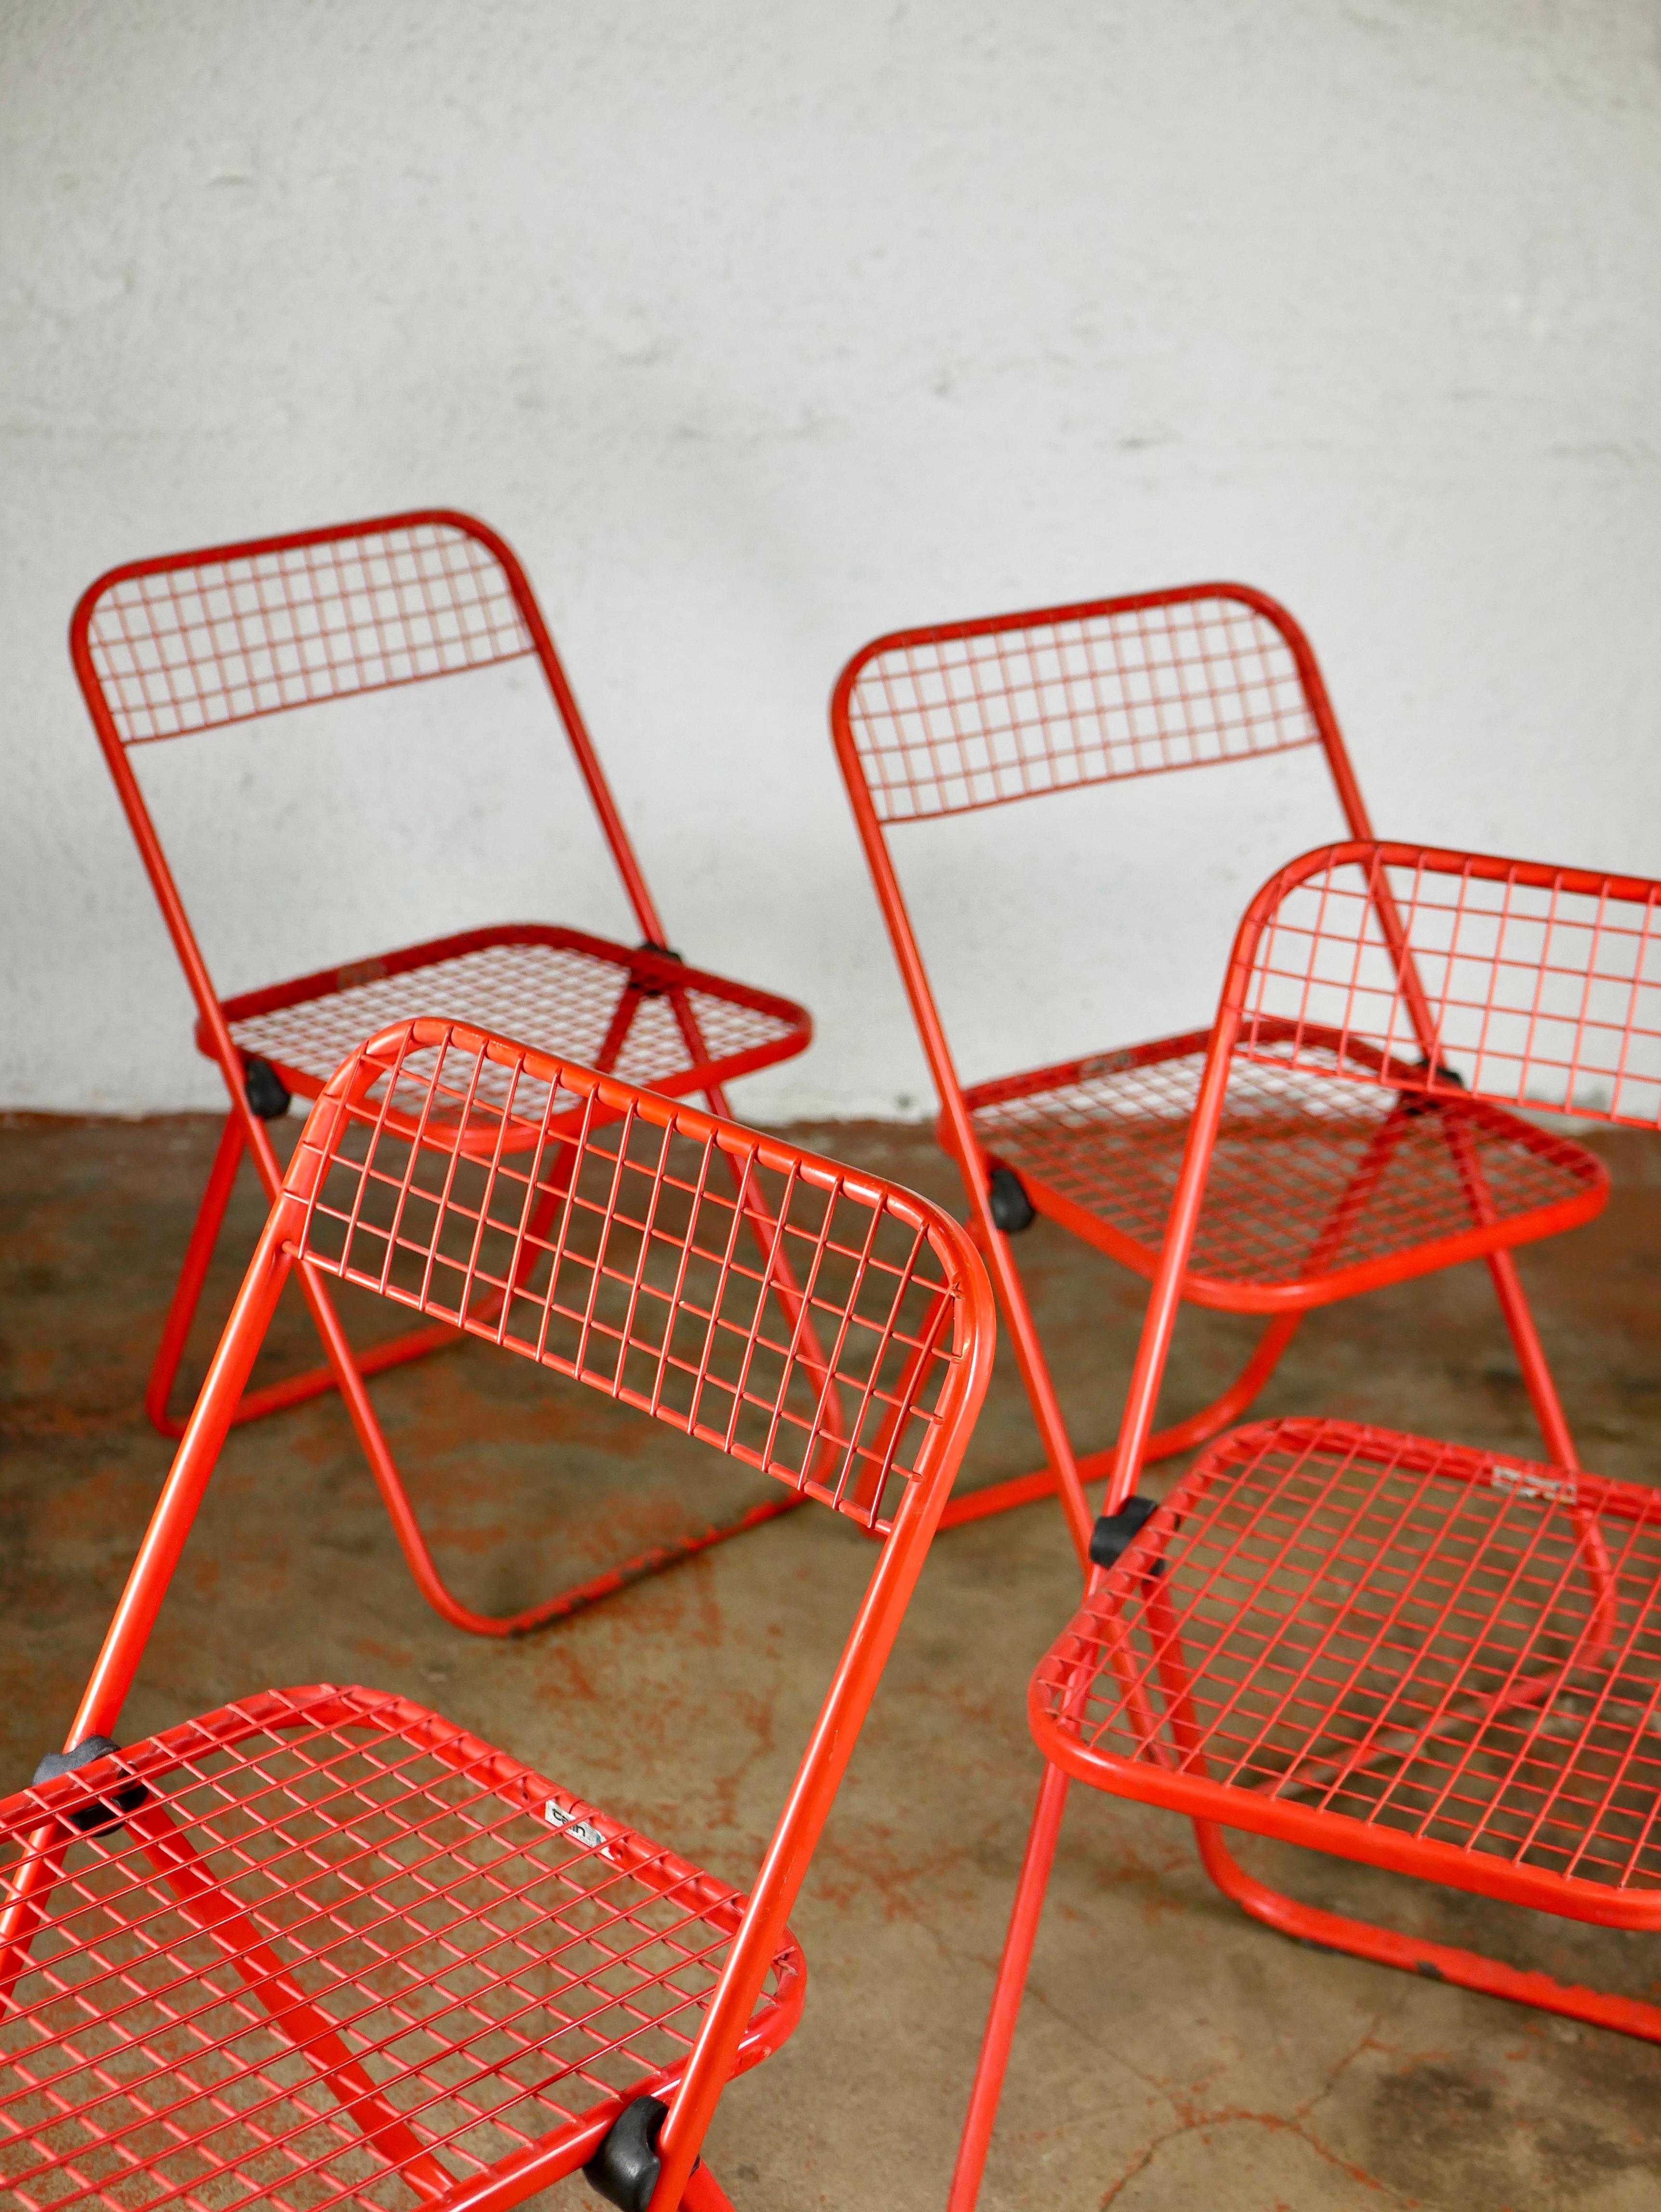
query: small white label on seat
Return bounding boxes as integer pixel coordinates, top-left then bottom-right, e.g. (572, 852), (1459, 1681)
(1488, 1461), (1577, 1508)
(545, 1801), (605, 1848)
(1078, 1048), (1139, 1084)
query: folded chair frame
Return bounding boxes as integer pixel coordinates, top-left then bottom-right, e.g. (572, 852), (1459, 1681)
(73, 511), (814, 1633)
(950, 842), (1661, 2207)
(831, 585), (1604, 1557)
(0, 1020), (994, 2212)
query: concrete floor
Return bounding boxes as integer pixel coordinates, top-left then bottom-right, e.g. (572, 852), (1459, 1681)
(1, 1111), (1659, 2210)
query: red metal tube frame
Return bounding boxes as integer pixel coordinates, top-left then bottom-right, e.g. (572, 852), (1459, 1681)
(831, 588), (1600, 1554)
(948, 840), (1661, 2207)
(8, 1020), (998, 2211)
(832, 589), (1360, 1557)
(72, 510), (820, 1633)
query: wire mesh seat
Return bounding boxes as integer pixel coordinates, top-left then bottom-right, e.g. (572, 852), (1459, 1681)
(74, 512), (812, 1635)
(0, 1021), (993, 2212)
(965, 1028), (1602, 1306)
(0, 1688), (803, 2212)
(1035, 1418), (1661, 1925)
(217, 928), (801, 1110)
(949, 843), (1661, 2208)
(831, 586), (1609, 1555)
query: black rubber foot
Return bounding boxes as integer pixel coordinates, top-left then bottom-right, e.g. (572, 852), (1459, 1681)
(987, 1165), (1035, 1234)
(243, 1055), (292, 1119)
(583, 2095), (700, 2212)
(32, 1736), (149, 1834)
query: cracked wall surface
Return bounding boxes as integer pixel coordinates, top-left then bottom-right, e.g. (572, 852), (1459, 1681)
(2, 1), (1659, 1117)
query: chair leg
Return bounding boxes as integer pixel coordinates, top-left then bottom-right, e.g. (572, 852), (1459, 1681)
(938, 1311), (1303, 1532)
(947, 1762), (1072, 2212)
(145, 1108), (474, 1435)
(148, 1107), (803, 1638)
(701, 1078), (854, 1489)
(933, 1231), (1102, 1549)
(145, 1110), (247, 1436)
(0, 1821), (71, 2011)
(678, 2162), (740, 2210)
(126, 1793), (455, 2196)
(1193, 1820), (1661, 2041)
(1142, 1309), (1305, 1462)
(286, 1257), (800, 1638)
(1484, 1247), (1580, 1469)
(1438, 1106), (1581, 1470)
(146, 1168), (587, 1633)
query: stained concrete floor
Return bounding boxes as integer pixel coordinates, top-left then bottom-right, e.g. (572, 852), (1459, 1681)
(1, 1110), (1659, 2211)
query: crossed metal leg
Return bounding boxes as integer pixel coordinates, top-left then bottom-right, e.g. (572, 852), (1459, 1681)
(144, 1049), (842, 1637)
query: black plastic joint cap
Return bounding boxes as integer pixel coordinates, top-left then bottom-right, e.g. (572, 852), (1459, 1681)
(1089, 1493), (1161, 1573)
(1402, 1057), (1466, 1118)
(582, 2095), (699, 2212)
(634, 942), (685, 998)
(987, 1164), (1035, 1235)
(32, 1736), (149, 1834)
(243, 1055), (292, 1120)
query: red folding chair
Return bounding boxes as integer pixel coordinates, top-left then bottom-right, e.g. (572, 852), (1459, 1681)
(950, 842), (1661, 2206)
(74, 511), (814, 1633)
(0, 1018), (993, 2212)
(831, 587), (1608, 1555)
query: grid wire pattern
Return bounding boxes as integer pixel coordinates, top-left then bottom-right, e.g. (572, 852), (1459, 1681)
(967, 1039), (1599, 1290)
(1039, 1419), (1661, 1895)
(0, 1685), (794, 2211)
(294, 1024), (969, 1531)
(843, 593), (1321, 824)
(84, 523), (535, 746)
(1242, 852), (1661, 1128)
(226, 941), (801, 1108)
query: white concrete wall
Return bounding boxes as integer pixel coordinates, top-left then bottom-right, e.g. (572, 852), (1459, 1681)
(4, 0), (1658, 1117)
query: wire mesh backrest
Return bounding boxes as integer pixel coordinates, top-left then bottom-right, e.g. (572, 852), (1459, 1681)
(78, 514), (537, 746)
(1237, 844), (1661, 1127)
(839, 587), (1325, 826)
(288, 1021), (982, 1531)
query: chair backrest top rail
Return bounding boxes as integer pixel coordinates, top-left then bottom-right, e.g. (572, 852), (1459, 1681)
(74, 508), (539, 747)
(834, 580), (1335, 826)
(1232, 840), (1661, 1131)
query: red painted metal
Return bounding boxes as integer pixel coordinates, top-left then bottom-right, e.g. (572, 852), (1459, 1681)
(950, 842), (1661, 2206)
(831, 590), (1608, 1550)
(956, 1027), (1604, 1312)
(72, 511), (815, 1631)
(0, 1020), (994, 2212)
(947, 1761), (1071, 2208)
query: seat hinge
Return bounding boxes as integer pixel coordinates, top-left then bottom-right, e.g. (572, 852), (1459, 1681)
(1089, 1493), (1162, 1574)
(1401, 1058), (1466, 1117)
(987, 1164), (1036, 1234)
(242, 1054), (292, 1120)
(582, 2094), (700, 2212)
(32, 1736), (149, 1834)
(634, 942), (685, 998)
